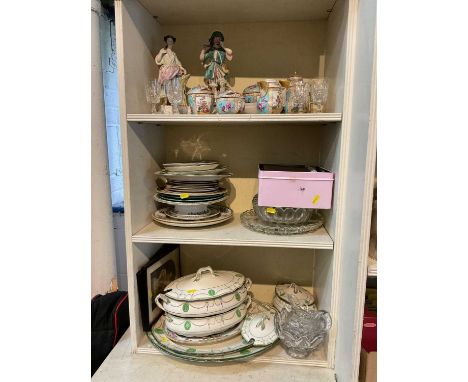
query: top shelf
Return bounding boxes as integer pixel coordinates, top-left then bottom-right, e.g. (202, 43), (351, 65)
(127, 113), (342, 125)
(138, 0), (335, 25)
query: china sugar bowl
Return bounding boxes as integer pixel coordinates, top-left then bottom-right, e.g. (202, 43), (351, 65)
(274, 283), (316, 312)
(165, 295), (252, 337)
(242, 84), (261, 104)
(216, 90), (245, 114)
(187, 86), (214, 114)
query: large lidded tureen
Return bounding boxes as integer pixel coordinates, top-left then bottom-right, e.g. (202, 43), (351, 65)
(155, 266), (253, 336)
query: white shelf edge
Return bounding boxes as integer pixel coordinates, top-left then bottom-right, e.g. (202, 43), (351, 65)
(127, 113), (342, 123)
(131, 215), (334, 250)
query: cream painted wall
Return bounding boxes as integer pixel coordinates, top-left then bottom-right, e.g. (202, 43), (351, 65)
(160, 20), (327, 92)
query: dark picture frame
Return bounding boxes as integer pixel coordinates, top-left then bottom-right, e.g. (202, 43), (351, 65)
(136, 244), (180, 331)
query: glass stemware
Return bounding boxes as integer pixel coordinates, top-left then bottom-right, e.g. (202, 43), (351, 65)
(309, 78), (329, 113)
(145, 79), (160, 113)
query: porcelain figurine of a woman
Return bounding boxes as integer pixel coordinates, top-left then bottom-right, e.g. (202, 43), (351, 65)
(200, 31), (233, 96)
(155, 35), (188, 112)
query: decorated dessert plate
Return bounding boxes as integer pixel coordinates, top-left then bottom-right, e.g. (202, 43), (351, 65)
(157, 188), (227, 198)
(152, 207), (233, 227)
(162, 162), (219, 172)
(154, 193), (228, 206)
(159, 167), (227, 175)
(164, 206), (221, 221)
(241, 308), (278, 346)
(156, 173), (233, 182)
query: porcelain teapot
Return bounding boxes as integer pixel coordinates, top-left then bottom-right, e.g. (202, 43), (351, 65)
(256, 79), (286, 114)
(281, 74), (310, 113)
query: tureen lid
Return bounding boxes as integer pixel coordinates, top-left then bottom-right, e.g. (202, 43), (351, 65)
(242, 84), (260, 95)
(163, 266), (246, 301)
(217, 90), (242, 99)
(187, 86), (213, 95)
(275, 283), (315, 306)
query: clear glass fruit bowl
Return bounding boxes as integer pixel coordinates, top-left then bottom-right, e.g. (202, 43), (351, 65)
(252, 194), (315, 225)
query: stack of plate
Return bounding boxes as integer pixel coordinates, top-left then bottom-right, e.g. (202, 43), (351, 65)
(149, 266), (279, 363)
(153, 161), (233, 227)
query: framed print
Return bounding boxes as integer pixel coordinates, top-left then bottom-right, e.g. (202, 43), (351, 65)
(136, 244), (180, 331)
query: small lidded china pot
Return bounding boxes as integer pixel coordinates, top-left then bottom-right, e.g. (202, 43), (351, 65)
(187, 86), (214, 114)
(216, 90), (245, 114)
(242, 84), (261, 104)
(256, 79), (286, 114)
(281, 74), (311, 114)
(273, 283), (316, 312)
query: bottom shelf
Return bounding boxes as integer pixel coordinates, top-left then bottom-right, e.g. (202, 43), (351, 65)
(93, 329), (336, 382)
(137, 335), (328, 367)
(136, 284), (328, 368)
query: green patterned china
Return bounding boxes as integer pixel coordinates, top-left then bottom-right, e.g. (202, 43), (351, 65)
(147, 299), (279, 363)
(165, 295), (252, 337)
(147, 330), (277, 363)
(241, 305), (278, 346)
(156, 277), (252, 317)
(152, 316), (254, 356)
(165, 321), (243, 345)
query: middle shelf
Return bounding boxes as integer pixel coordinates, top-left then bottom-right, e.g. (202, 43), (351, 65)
(132, 213), (333, 249)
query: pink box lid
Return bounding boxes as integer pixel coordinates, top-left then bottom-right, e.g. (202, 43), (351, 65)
(258, 164), (334, 181)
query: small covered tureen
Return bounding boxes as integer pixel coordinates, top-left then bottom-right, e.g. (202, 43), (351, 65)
(187, 85), (214, 114)
(273, 283), (317, 312)
(216, 90), (245, 114)
(242, 84), (261, 103)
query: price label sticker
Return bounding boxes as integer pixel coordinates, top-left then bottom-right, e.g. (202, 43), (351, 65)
(312, 195), (320, 205)
(266, 207), (277, 214)
(180, 193), (190, 199)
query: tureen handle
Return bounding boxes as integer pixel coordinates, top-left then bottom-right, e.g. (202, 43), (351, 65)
(193, 266), (215, 281)
(155, 293), (170, 312)
(244, 278), (252, 291)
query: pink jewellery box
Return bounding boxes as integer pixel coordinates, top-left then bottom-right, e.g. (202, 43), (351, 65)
(258, 164), (334, 209)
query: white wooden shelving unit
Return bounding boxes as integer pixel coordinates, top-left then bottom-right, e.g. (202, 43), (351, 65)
(107, 0), (377, 381)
